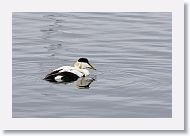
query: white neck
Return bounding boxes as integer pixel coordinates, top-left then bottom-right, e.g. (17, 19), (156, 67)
(74, 62), (90, 76)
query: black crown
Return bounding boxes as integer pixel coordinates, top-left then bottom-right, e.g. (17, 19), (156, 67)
(78, 58), (89, 63)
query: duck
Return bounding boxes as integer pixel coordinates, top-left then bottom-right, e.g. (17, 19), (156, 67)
(44, 58), (96, 82)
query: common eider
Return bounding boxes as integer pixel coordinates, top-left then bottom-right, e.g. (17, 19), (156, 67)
(44, 58), (96, 82)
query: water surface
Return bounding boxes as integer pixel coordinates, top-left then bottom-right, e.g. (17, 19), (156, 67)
(12, 12), (172, 118)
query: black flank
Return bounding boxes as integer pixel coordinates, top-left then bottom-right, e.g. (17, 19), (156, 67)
(60, 72), (79, 82)
(44, 70), (79, 82)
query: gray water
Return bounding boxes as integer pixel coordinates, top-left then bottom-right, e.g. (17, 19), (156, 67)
(12, 12), (172, 118)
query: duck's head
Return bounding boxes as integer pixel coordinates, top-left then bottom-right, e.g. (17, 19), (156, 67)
(74, 58), (96, 70)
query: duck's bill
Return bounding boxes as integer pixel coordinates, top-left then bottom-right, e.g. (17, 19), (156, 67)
(88, 62), (96, 70)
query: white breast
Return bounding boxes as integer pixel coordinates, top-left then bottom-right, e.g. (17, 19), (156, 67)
(80, 69), (90, 76)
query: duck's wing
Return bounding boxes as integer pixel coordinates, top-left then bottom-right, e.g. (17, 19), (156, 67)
(46, 66), (71, 77)
(44, 66), (83, 82)
(62, 68), (84, 77)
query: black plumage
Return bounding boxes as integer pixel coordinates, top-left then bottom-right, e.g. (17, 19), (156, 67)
(44, 69), (79, 82)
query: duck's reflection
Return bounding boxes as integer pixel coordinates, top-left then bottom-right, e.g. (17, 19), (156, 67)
(75, 76), (96, 89)
(46, 76), (96, 89)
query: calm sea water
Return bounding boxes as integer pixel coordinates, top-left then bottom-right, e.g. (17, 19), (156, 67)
(12, 12), (172, 118)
